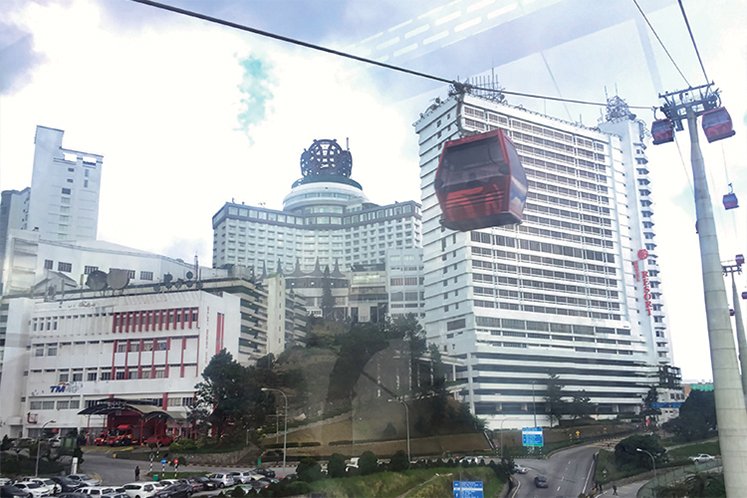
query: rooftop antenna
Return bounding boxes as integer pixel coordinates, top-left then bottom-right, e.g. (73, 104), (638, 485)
(346, 137), (349, 150)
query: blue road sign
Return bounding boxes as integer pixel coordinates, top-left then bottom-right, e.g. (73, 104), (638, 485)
(160, 458), (167, 465)
(522, 427), (544, 447)
(453, 480), (484, 498)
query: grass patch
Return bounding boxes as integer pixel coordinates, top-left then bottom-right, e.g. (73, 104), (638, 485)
(594, 449), (648, 484)
(309, 467), (503, 498)
(665, 441), (720, 463)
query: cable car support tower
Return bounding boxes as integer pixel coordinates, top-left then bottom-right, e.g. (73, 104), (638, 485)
(653, 83), (747, 493)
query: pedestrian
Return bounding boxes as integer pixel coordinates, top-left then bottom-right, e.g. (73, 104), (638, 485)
(613, 484), (618, 495)
(135, 465), (140, 480)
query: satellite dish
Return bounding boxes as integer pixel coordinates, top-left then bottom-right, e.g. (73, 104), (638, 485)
(153, 283), (161, 292)
(86, 270), (108, 291)
(175, 278), (184, 289)
(196, 281), (203, 290)
(107, 269), (130, 290)
(186, 280), (194, 288)
(186, 271), (194, 280)
(163, 273), (173, 283)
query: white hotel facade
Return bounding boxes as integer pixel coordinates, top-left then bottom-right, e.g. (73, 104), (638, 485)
(414, 92), (679, 429)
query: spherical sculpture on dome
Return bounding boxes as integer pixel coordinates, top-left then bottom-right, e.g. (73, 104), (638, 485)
(300, 139), (352, 178)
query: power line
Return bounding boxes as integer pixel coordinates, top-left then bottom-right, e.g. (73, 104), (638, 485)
(129, 0), (653, 111)
(677, 0), (710, 85)
(631, 0), (690, 87)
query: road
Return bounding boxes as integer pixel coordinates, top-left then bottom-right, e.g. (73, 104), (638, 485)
(511, 444), (598, 498)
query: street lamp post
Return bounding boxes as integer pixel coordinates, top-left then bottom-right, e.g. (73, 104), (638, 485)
(261, 388), (288, 471)
(636, 448), (657, 498)
(35, 420), (56, 476)
(388, 398), (410, 462)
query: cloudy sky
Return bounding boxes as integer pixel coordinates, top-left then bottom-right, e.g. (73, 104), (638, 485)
(1, 0), (746, 381)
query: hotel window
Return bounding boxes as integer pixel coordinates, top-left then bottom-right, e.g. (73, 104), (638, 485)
(61, 188), (71, 195)
(34, 346), (44, 357)
(100, 372), (112, 380)
(87, 371), (97, 381)
(84, 265), (99, 274)
(58, 372), (69, 382)
(140, 271), (154, 280)
(47, 346), (57, 356)
(58, 262), (72, 272)
(44, 259), (53, 269)
(115, 370), (126, 380)
(72, 372), (83, 382)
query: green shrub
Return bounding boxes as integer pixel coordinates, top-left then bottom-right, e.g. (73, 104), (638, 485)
(359, 451), (378, 476)
(296, 457), (323, 482)
(389, 450), (410, 471)
(328, 453), (347, 478)
(170, 438), (197, 452)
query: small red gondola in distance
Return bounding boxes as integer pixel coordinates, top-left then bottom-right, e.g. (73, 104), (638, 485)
(434, 129), (528, 231)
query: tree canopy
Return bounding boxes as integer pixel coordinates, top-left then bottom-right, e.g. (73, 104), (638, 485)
(662, 390), (716, 442)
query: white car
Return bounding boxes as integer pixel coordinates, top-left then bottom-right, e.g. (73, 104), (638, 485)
(67, 475), (101, 487)
(79, 487), (121, 497)
(515, 465), (529, 474)
(12, 483), (50, 498)
(229, 471), (261, 484)
(689, 453), (716, 464)
(122, 482), (158, 498)
(19, 480), (61, 495)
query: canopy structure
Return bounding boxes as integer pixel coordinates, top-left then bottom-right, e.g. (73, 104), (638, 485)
(78, 398), (185, 444)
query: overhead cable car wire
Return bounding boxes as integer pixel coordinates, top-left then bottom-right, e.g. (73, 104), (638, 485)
(677, 0), (710, 85)
(672, 134), (694, 197)
(631, 0), (691, 87)
(129, 0), (654, 110)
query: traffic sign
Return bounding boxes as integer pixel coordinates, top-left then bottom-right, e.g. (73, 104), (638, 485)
(160, 458), (167, 465)
(453, 480), (483, 498)
(522, 427), (544, 447)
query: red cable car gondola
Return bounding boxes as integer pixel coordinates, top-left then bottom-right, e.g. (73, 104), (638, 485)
(651, 119), (675, 145)
(701, 107), (736, 143)
(434, 129), (527, 231)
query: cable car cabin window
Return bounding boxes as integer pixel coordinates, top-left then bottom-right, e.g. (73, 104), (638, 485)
(439, 139), (506, 188)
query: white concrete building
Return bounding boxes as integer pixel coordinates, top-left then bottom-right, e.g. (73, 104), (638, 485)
(414, 91), (679, 429)
(26, 126), (103, 242)
(0, 289), (240, 438)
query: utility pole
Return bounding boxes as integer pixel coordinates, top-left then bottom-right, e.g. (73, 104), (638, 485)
(723, 259), (747, 396)
(653, 83), (747, 495)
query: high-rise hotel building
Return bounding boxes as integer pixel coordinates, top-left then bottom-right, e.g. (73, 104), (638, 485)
(212, 139), (423, 316)
(414, 91), (679, 429)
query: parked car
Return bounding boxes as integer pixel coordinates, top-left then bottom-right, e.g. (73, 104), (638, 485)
(100, 493), (128, 498)
(121, 484), (158, 498)
(152, 483), (190, 498)
(228, 472), (259, 485)
(1, 485), (32, 498)
(253, 468), (276, 479)
(48, 479), (82, 493)
(534, 476), (549, 489)
(56, 493), (87, 498)
(78, 488), (120, 498)
(184, 479), (212, 493)
(0, 480), (13, 487)
(12, 483), (49, 498)
(205, 475), (234, 489)
(20, 479), (60, 495)
(689, 453), (716, 464)
(65, 477), (100, 488)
